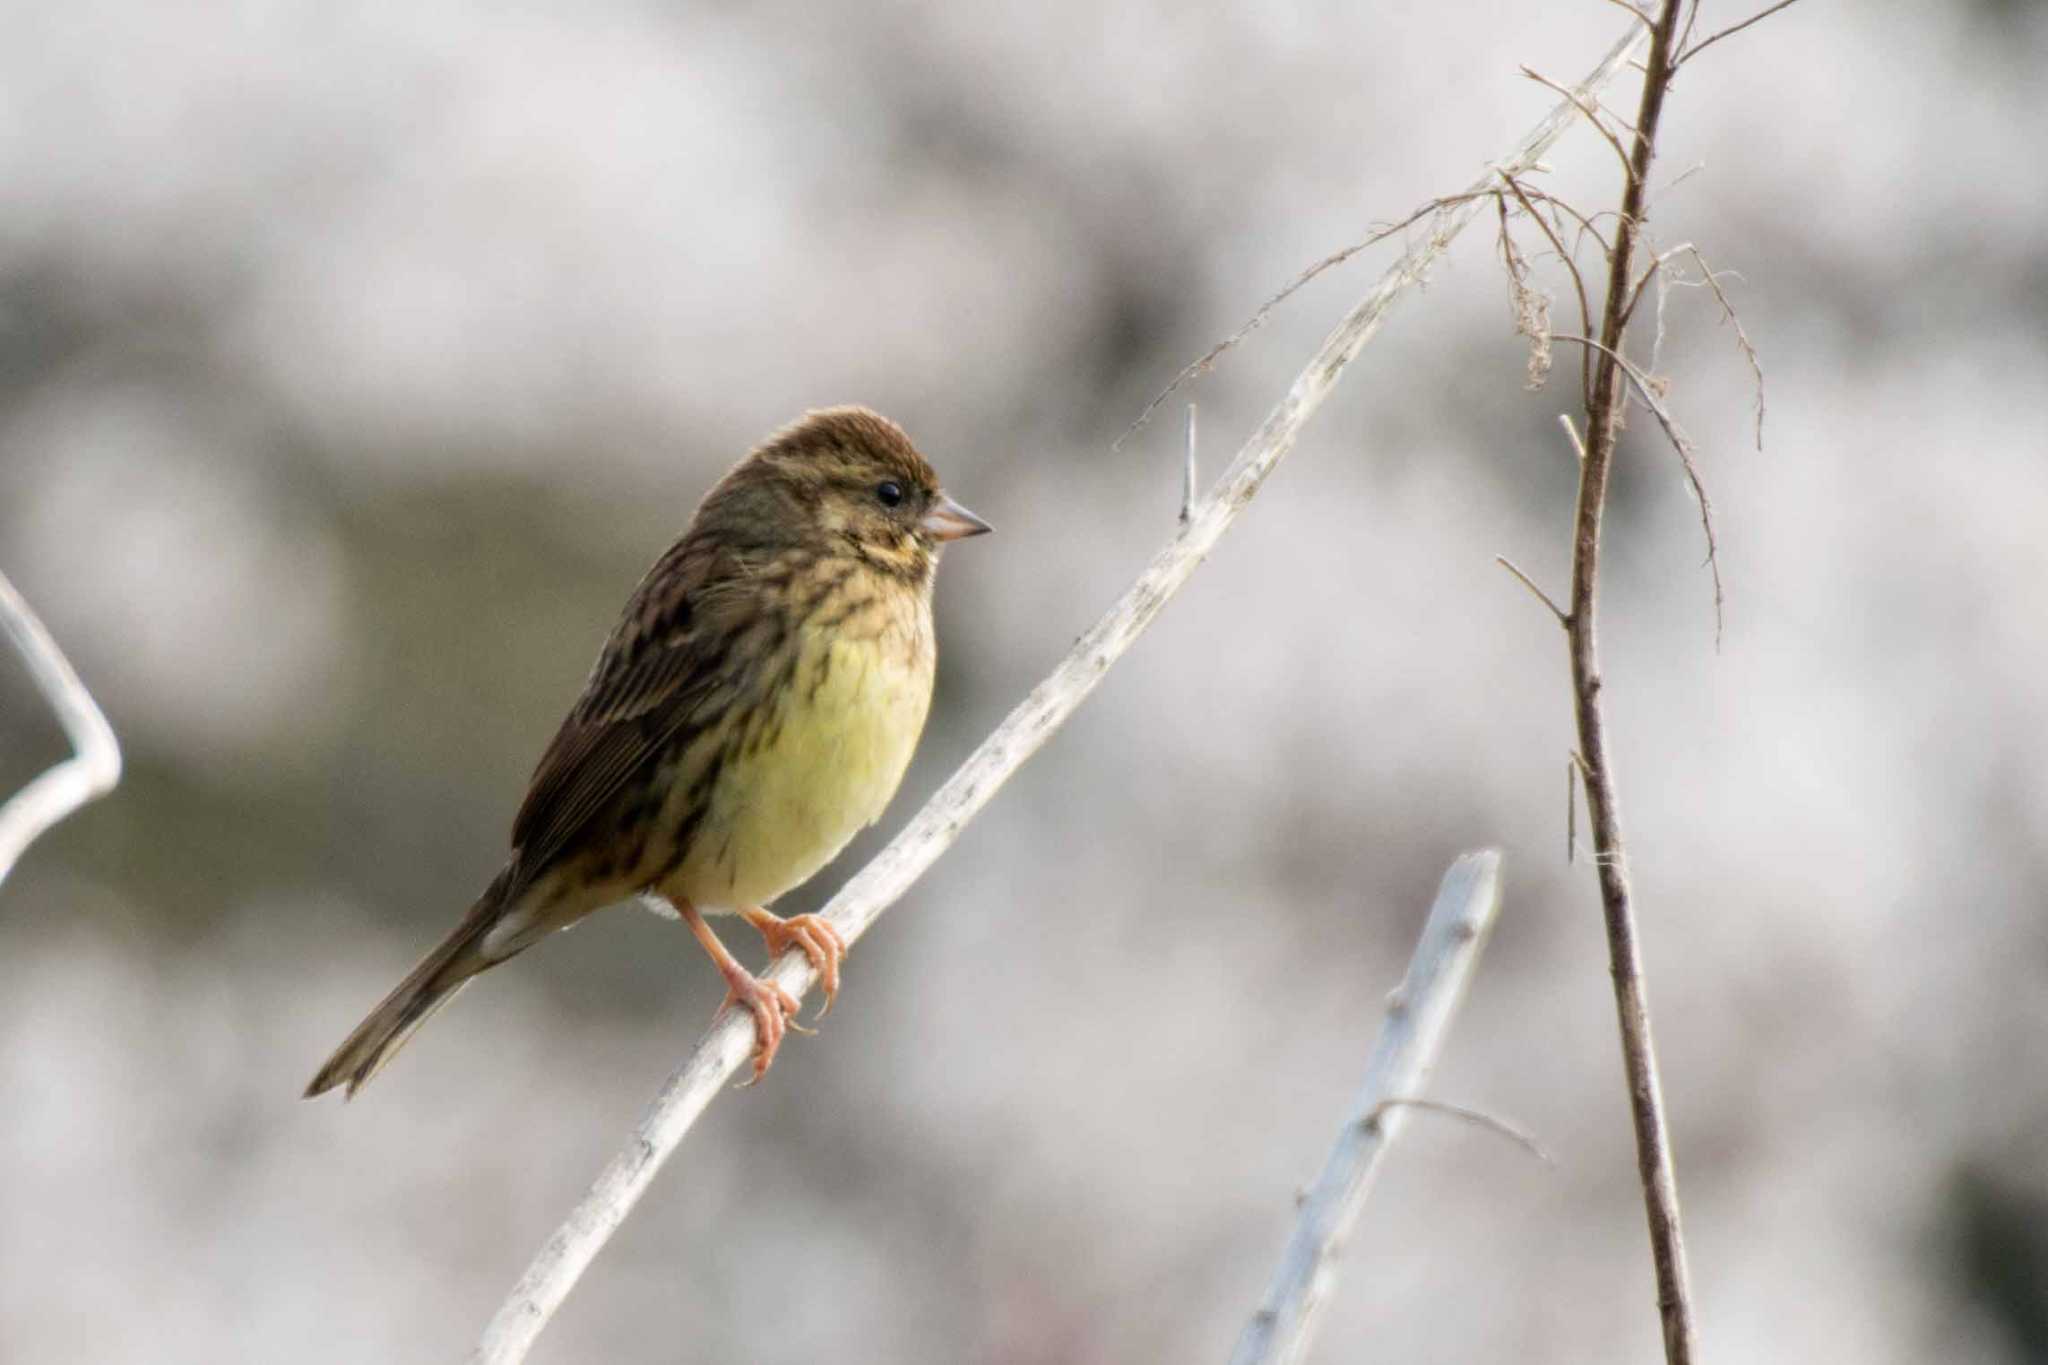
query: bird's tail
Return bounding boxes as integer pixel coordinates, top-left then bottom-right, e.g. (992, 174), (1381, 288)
(304, 866), (521, 1100)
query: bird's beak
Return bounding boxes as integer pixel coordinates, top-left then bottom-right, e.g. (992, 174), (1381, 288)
(921, 492), (992, 542)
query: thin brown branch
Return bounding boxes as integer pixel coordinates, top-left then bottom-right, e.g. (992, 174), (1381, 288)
(1679, 0), (1805, 67)
(1562, 3), (1701, 1361)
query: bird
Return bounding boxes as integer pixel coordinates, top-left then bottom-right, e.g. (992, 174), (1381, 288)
(305, 407), (990, 1098)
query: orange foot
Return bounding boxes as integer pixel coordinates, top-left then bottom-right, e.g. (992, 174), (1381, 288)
(741, 908), (848, 1017)
(716, 965), (806, 1086)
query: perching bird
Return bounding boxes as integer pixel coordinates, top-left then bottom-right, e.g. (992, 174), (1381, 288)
(306, 407), (989, 1097)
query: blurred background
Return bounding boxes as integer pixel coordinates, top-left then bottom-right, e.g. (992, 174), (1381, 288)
(3, 1), (2045, 1361)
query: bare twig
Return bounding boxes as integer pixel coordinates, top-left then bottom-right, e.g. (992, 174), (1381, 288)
(1638, 241), (1687, 364)
(1499, 172), (1594, 407)
(1553, 332), (1723, 641)
(1566, 755), (1580, 864)
(1559, 412), (1589, 463)
(1628, 241), (1763, 456)
(1494, 555), (1568, 626)
(1677, 0), (1706, 55)
(1112, 193), (1470, 450)
(1228, 851), (1506, 1365)
(0, 570), (122, 889)
(1684, 245), (1766, 449)
(1520, 66), (1635, 180)
(1495, 176), (1621, 255)
(1593, 0), (1656, 28)
(1655, 160), (1709, 207)
(1182, 402), (1199, 525)
(1558, 4), (1699, 1360)
(1371, 1096), (1553, 1166)
(1496, 195), (1554, 391)
(1120, 31), (1664, 451)
(1679, 0), (1805, 67)
(469, 34), (1650, 1362)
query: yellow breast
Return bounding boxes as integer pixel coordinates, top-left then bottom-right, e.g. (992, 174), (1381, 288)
(665, 602), (934, 910)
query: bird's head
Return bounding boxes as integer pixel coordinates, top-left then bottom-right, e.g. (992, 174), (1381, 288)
(710, 406), (990, 582)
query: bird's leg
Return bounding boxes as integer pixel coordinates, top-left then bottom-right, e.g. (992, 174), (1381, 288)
(739, 906), (847, 1018)
(678, 900), (806, 1085)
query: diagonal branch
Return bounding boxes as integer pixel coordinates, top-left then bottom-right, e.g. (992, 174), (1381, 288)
(0, 570), (122, 889)
(469, 26), (1650, 1365)
(1228, 851), (1507, 1365)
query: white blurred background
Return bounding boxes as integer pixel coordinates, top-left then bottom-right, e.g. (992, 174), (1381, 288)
(3, 1), (2045, 1361)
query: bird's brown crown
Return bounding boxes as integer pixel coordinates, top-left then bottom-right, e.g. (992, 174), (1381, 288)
(698, 406), (947, 582)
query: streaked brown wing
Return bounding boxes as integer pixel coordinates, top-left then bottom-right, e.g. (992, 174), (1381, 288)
(507, 537), (743, 880)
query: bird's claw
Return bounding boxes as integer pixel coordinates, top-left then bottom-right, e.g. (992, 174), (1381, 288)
(717, 971), (804, 1086)
(748, 912), (848, 1020)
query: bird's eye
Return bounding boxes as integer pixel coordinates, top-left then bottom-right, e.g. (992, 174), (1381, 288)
(875, 481), (904, 508)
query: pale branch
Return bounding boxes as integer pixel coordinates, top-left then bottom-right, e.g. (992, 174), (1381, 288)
(470, 27), (1650, 1364)
(0, 570), (122, 889)
(1182, 402), (1199, 526)
(1227, 851), (1506, 1365)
